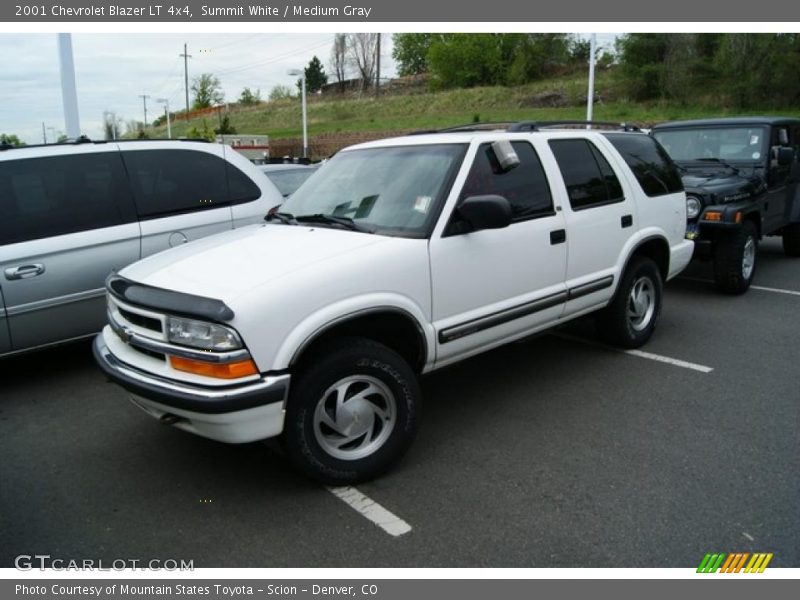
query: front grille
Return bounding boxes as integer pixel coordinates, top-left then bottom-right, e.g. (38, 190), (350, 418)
(119, 307), (162, 333)
(132, 346), (166, 362)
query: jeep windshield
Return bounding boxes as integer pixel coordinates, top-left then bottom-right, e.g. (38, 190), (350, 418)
(277, 144), (467, 238)
(653, 126), (768, 164)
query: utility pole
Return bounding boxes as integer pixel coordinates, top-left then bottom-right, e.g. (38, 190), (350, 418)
(139, 94), (151, 128)
(42, 122), (47, 144)
(180, 43), (192, 115)
(375, 33), (381, 98)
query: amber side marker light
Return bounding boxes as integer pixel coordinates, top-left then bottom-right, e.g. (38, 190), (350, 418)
(735, 211), (743, 223)
(704, 211), (723, 221)
(169, 356), (258, 379)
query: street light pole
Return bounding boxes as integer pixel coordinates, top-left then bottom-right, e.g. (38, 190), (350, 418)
(586, 33), (597, 124)
(288, 68), (308, 159)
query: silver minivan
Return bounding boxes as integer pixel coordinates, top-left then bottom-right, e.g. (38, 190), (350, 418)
(0, 139), (282, 357)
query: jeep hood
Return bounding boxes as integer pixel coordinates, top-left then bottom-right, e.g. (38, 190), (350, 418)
(119, 224), (390, 302)
(679, 165), (763, 202)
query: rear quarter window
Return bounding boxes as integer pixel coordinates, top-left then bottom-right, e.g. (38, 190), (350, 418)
(605, 134), (684, 197)
(122, 149), (229, 218)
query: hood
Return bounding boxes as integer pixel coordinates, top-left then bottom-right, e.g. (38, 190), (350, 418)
(678, 164), (764, 203)
(120, 224), (390, 303)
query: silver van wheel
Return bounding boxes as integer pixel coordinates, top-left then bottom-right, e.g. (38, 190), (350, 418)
(313, 375), (396, 461)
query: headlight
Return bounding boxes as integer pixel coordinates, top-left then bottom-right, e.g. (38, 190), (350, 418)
(167, 316), (243, 351)
(686, 195), (702, 219)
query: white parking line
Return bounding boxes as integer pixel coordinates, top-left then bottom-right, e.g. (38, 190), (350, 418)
(750, 284), (800, 297)
(555, 332), (714, 373)
(327, 486), (412, 537)
(679, 277), (800, 297)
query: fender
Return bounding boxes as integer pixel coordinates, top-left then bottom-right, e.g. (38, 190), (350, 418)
(270, 293), (435, 372)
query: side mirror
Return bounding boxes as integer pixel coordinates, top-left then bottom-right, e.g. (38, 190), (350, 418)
(776, 147), (794, 167)
(457, 195), (512, 232)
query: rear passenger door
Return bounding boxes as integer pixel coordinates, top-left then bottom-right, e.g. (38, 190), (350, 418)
(122, 145), (235, 257)
(548, 137), (638, 315)
(0, 147), (139, 352)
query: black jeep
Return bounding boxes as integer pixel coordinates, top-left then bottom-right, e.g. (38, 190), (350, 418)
(652, 117), (800, 293)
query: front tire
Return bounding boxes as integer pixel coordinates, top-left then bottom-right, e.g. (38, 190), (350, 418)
(283, 337), (420, 484)
(782, 223), (800, 257)
(713, 221), (757, 294)
(596, 256), (663, 349)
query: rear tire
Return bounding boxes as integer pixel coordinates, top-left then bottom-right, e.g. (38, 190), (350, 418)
(596, 256), (663, 349)
(282, 337), (420, 484)
(782, 223), (800, 257)
(713, 221), (757, 294)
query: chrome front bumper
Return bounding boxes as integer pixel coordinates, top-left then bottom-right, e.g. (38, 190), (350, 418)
(93, 334), (291, 443)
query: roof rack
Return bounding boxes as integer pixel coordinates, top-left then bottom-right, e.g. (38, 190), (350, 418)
(409, 120), (641, 136)
(510, 120), (641, 132)
(0, 136), (211, 152)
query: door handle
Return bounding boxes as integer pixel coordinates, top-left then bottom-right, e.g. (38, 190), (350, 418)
(550, 229), (566, 245)
(621, 215), (633, 228)
(4, 264), (46, 280)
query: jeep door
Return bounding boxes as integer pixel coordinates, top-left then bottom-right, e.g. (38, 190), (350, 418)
(0, 147), (139, 352)
(547, 136), (638, 315)
(121, 145), (236, 257)
(765, 126), (793, 232)
(429, 139), (568, 367)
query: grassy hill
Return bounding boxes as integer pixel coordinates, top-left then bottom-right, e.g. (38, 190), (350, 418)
(144, 71), (800, 152)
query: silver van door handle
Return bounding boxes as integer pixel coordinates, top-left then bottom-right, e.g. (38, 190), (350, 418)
(5, 264), (46, 280)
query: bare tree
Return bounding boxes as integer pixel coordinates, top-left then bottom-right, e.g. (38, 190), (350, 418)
(347, 33), (379, 91)
(330, 33), (348, 92)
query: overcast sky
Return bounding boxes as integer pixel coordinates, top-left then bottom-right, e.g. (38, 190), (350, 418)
(0, 33), (618, 145)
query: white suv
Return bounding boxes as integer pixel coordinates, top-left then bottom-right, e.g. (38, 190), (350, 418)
(94, 123), (693, 483)
(0, 138), (281, 357)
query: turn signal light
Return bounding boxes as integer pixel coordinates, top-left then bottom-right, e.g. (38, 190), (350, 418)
(169, 356), (258, 379)
(703, 211), (723, 222)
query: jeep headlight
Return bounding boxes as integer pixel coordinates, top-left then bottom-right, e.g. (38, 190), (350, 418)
(686, 195), (702, 219)
(167, 316), (243, 351)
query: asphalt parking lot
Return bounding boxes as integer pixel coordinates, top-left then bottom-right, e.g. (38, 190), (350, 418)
(1, 238), (798, 568)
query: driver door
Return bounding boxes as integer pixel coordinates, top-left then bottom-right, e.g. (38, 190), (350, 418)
(429, 140), (568, 367)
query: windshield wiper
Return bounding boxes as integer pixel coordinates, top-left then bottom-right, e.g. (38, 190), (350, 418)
(691, 157), (740, 174)
(264, 211), (297, 225)
(295, 213), (376, 233)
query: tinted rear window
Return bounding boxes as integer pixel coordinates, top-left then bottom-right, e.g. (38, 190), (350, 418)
(122, 149), (229, 218)
(0, 152), (136, 245)
(605, 134), (684, 197)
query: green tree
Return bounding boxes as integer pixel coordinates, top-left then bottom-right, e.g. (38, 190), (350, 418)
(214, 115), (237, 135)
(187, 119), (216, 141)
(300, 55), (328, 93)
(392, 33), (440, 75)
(0, 133), (25, 146)
(269, 85), (294, 101)
(238, 87), (261, 105)
(427, 34), (504, 89)
(191, 73), (224, 109)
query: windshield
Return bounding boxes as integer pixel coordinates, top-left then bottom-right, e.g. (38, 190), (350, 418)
(262, 168), (317, 197)
(653, 126), (768, 163)
(280, 144), (467, 237)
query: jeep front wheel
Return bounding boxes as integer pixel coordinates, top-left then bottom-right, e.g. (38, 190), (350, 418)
(596, 256), (663, 349)
(282, 337), (420, 484)
(713, 221), (757, 294)
(782, 223), (800, 257)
